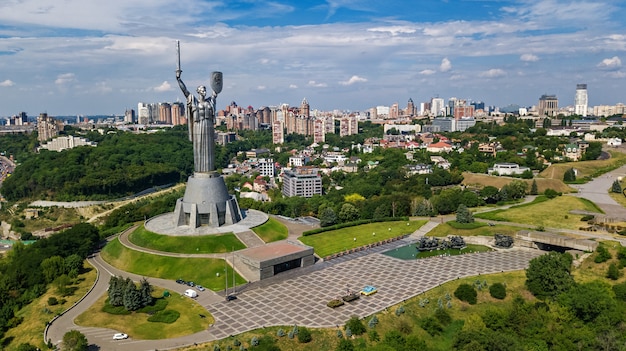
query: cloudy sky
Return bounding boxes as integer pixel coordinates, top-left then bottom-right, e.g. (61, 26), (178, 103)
(0, 0), (625, 117)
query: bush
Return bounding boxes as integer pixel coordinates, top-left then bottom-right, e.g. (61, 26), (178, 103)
(419, 316), (443, 336)
(434, 307), (452, 325)
(489, 282), (507, 299)
(297, 327), (312, 343)
(147, 309), (180, 323)
(47, 297), (58, 306)
(277, 328), (285, 337)
(613, 282), (626, 301)
(544, 188), (559, 198)
(102, 301), (131, 315)
(345, 316), (366, 335)
(368, 330), (379, 342)
(607, 263), (622, 280)
(594, 245), (612, 263)
(454, 283), (477, 304)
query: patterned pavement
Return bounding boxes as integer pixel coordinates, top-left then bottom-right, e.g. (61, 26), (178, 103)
(203, 247), (542, 340)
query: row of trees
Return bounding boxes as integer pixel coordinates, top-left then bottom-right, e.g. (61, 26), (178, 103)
(108, 276), (153, 311)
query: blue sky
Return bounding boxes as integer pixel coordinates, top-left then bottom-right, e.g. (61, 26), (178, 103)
(0, 0), (625, 116)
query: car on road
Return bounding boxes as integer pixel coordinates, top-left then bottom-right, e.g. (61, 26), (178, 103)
(226, 295), (237, 301)
(187, 281), (195, 287)
(196, 285), (205, 291)
(113, 333), (128, 340)
(176, 279), (185, 284)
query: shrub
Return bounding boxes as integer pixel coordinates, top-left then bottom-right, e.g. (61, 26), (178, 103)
(397, 319), (412, 334)
(368, 315), (379, 328)
(47, 297), (58, 306)
(276, 328), (285, 337)
(395, 305), (405, 316)
(544, 188), (559, 198)
(336, 330), (343, 338)
(250, 336), (259, 346)
(297, 327), (312, 343)
(607, 263), (622, 280)
(345, 316), (366, 335)
(594, 245), (612, 263)
(489, 282), (507, 299)
(419, 316), (443, 336)
(612, 282), (626, 301)
(454, 283), (477, 304)
(368, 330), (380, 342)
(434, 307), (452, 325)
(233, 339), (241, 346)
(147, 309), (180, 323)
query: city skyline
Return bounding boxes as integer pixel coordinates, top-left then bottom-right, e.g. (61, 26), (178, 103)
(0, 0), (625, 117)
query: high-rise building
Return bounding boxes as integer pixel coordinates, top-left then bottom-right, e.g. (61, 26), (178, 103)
(124, 109), (135, 124)
(575, 84), (588, 117)
(281, 167), (322, 198)
(272, 120), (284, 144)
(538, 94), (558, 117)
(158, 102), (172, 124)
(37, 113), (61, 142)
(431, 98), (445, 116)
(406, 98), (415, 117)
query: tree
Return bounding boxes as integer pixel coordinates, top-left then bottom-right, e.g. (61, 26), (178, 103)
(345, 316), (366, 335)
(558, 280), (617, 323)
(41, 255), (66, 284)
(65, 254), (84, 278)
(526, 252), (574, 300)
(489, 282), (507, 299)
(297, 326), (312, 343)
(62, 330), (88, 351)
(108, 276), (124, 306)
(530, 179), (538, 195)
(612, 179), (622, 193)
(456, 204), (474, 223)
(338, 203), (359, 223)
(319, 207), (338, 227)
(16, 343), (39, 351)
(139, 277), (154, 306)
(607, 263), (622, 280)
(563, 168), (576, 182)
(335, 339), (355, 351)
(123, 278), (142, 311)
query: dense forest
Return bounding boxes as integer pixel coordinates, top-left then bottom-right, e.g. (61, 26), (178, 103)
(0, 223), (100, 341)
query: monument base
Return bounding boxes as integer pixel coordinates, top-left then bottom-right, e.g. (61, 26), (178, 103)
(173, 172), (243, 228)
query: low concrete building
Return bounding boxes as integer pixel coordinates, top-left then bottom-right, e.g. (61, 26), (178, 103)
(234, 241), (315, 281)
(488, 163), (530, 176)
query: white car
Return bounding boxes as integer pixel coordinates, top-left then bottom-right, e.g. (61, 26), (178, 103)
(113, 333), (128, 340)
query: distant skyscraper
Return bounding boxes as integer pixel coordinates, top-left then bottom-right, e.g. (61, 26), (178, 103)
(37, 113), (61, 142)
(575, 84), (588, 117)
(538, 94), (558, 117)
(431, 98), (445, 116)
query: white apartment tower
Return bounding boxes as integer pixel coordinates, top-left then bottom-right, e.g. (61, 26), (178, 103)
(575, 84), (588, 117)
(431, 98), (445, 117)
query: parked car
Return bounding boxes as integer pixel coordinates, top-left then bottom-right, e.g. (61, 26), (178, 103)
(187, 281), (195, 287)
(113, 333), (128, 340)
(226, 295), (237, 301)
(184, 289), (198, 298)
(176, 279), (185, 284)
(196, 285), (205, 291)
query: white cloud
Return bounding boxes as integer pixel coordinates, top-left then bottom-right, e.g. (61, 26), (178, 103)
(479, 69), (507, 78)
(597, 56), (622, 70)
(339, 75), (367, 86)
(308, 80), (327, 88)
(367, 25), (417, 36)
(609, 71), (626, 78)
(289, 84), (298, 89)
(153, 81), (172, 92)
(257, 85), (266, 90)
(440, 58), (452, 72)
(95, 81), (112, 93)
(520, 54), (539, 62)
(419, 69), (436, 75)
(54, 73), (75, 85)
(0, 80), (15, 87)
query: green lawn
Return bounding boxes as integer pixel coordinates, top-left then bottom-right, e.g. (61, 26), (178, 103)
(427, 222), (527, 238)
(299, 220), (427, 257)
(101, 238), (246, 291)
(251, 217), (288, 242)
(128, 225), (246, 253)
(74, 287), (213, 340)
(474, 195), (601, 230)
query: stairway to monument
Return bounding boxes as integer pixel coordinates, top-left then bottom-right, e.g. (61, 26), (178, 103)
(235, 230), (265, 248)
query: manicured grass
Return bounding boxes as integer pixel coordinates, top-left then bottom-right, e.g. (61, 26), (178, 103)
(4, 262), (97, 350)
(128, 225), (246, 253)
(252, 217), (288, 243)
(299, 220), (427, 257)
(474, 195), (600, 230)
(74, 287), (213, 340)
(446, 221), (488, 230)
(101, 238), (246, 291)
(427, 222), (525, 238)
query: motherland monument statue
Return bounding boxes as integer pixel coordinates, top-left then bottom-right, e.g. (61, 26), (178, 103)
(172, 41), (243, 229)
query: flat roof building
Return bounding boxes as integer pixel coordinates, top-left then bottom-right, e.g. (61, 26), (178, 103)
(282, 167), (322, 198)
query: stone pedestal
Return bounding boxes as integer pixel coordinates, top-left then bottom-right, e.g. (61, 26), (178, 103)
(173, 172), (243, 228)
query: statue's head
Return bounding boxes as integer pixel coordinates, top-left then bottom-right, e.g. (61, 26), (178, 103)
(196, 85), (207, 96)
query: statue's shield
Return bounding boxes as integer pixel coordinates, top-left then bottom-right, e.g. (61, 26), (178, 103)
(211, 71), (223, 94)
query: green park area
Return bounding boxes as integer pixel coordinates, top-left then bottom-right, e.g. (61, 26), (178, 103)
(474, 195), (603, 230)
(299, 220), (427, 258)
(252, 217), (289, 242)
(101, 238), (246, 291)
(128, 225), (246, 253)
(74, 287), (213, 340)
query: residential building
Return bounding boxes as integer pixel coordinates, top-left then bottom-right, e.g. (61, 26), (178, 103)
(39, 135), (97, 152)
(538, 94), (558, 117)
(37, 113), (61, 142)
(256, 158), (275, 177)
(281, 167), (322, 198)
